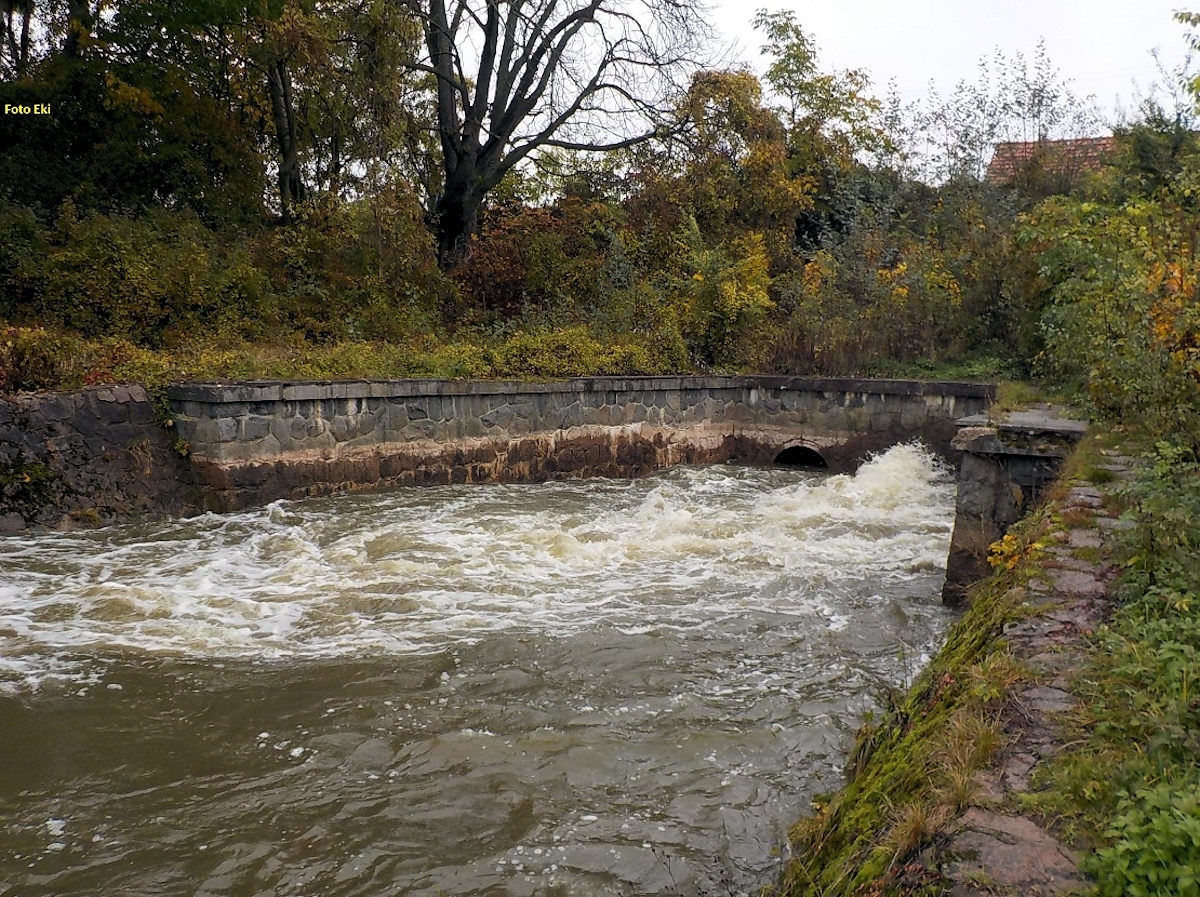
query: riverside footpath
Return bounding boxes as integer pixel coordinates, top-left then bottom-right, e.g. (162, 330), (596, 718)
(934, 446), (1135, 895)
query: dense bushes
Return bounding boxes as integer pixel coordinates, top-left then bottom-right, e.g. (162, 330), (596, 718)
(1025, 186), (1200, 451)
(0, 187), (452, 352)
(0, 323), (684, 392)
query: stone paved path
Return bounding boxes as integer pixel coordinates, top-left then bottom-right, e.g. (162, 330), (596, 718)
(935, 450), (1135, 896)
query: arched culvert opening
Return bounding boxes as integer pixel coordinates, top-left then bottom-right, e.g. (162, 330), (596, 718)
(773, 445), (829, 468)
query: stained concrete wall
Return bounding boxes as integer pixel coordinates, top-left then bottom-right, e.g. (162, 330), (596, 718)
(941, 411), (1089, 605)
(167, 376), (994, 512)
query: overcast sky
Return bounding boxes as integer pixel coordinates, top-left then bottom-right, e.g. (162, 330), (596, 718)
(711, 0), (1194, 128)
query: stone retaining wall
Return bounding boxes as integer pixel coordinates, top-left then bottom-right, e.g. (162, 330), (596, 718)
(0, 386), (201, 531)
(1, 377), (994, 527)
(942, 408), (1089, 605)
(167, 376), (994, 512)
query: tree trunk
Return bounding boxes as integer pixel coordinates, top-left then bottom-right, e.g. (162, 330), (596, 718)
(434, 170), (482, 269)
(2, 0), (32, 77)
(267, 57), (305, 220)
(63, 0), (91, 58)
(17, 3), (29, 74)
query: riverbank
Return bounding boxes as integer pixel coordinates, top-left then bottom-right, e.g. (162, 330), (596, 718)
(773, 431), (1199, 896)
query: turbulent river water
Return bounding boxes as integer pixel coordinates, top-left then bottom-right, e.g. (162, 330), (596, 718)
(0, 443), (957, 897)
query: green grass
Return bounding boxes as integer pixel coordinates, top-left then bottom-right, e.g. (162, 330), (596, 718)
(863, 354), (1025, 383)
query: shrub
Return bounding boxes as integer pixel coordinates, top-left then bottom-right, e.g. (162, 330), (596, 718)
(674, 222), (774, 369)
(1024, 186), (1200, 450)
(0, 325), (90, 392)
(1088, 784), (1200, 897)
(13, 203), (272, 344)
(256, 190), (452, 344)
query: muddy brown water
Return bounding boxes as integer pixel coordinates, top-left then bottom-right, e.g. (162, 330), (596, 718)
(0, 445), (956, 896)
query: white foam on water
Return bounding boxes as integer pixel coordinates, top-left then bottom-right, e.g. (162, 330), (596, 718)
(0, 444), (954, 689)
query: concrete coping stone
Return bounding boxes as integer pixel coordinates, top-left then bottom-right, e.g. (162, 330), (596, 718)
(3, 384), (150, 403)
(166, 376), (997, 405)
(957, 407), (1089, 439)
(952, 424), (1086, 458)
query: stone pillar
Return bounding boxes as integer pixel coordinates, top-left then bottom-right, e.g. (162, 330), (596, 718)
(942, 410), (1088, 606)
(942, 430), (1024, 605)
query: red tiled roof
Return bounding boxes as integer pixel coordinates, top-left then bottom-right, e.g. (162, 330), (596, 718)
(986, 136), (1117, 183)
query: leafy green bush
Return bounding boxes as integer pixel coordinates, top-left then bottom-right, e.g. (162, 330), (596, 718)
(489, 326), (676, 378)
(0, 201), (48, 319)
(1088, 784), (1200, 897)
(674, 221), (774, 369)
(257, 190), (452, 344)
(1024, 185), (1200, 450)
(4, 203), (272, 343)
(1121, 443), (1200, 599)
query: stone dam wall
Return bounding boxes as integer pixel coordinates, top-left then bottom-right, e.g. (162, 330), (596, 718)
(1, 376), (993, 527)
(167, 376), (993, 512)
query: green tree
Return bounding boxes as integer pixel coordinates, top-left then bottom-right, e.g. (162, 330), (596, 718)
(753, 8), (888, 171)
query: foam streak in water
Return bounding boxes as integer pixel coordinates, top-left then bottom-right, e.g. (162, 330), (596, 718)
(0, 443), (954, 688)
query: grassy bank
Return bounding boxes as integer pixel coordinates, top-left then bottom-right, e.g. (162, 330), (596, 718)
(0, 324), (696, 393)
(771, 430), (1200, 896)
(1, 323), (1024, 395)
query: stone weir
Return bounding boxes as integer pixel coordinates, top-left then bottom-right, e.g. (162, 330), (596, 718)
(166, 376), (994, 513)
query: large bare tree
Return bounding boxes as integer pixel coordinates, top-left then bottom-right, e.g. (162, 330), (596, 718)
(413, 0), (711, 266)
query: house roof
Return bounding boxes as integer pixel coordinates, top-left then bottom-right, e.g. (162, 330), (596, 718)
(985, 136), (1117, 183)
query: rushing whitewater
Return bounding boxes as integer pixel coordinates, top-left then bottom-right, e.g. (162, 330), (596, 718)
(0, 444), (956, 896)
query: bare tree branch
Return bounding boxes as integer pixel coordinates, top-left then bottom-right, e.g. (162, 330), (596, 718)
(411, 0), (715, 266)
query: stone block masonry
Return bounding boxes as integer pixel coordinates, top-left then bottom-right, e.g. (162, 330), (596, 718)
(166, 376), (993, 513)
(0, 386), (203, 531)
(1, 377), (992, 527)
(942, 407), (1090, 605)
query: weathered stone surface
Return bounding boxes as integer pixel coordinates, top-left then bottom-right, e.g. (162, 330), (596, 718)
(242, 415), (272, 441)
(1020, 685), (1076, 713)
(4, 377), (996, 527)
(1065, 530), (1099, 549)
(1048, 568), (1105, 598)
(1066, 487), (1103, 508)
(945, 809), (1084, 895)
(1, 388), (203, 527)
(1046, 552), (1095, 572)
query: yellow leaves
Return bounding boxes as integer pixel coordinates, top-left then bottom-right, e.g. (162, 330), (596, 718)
(678, 228), (773, 366)
(801, 251), (836, 299)
(1164, 262), (1196, 296)
(1149, 296), (1200, 385)
(103, 74), (165, 118)
(987, 532), (1046, 571)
